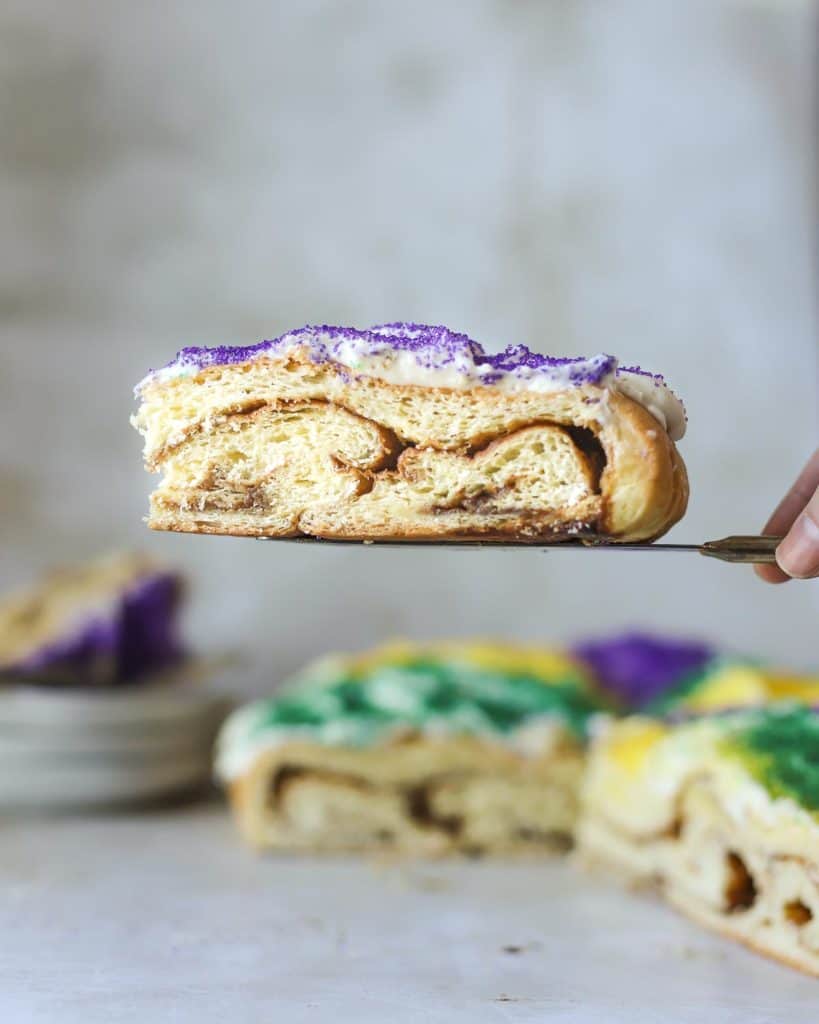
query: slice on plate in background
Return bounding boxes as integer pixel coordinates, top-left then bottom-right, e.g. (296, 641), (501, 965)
(0, 552), (233, 809)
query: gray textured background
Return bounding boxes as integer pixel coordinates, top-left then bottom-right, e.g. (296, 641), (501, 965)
(1, 0), (817, 687)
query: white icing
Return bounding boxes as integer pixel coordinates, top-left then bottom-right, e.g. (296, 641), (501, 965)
(213, 706), (572, 782)
(141, 326), (687, 442)
(615, 370), (687, 443)
(594, 717), (816, 838)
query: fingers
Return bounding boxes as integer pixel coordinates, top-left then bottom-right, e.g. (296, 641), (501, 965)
(755, 448), (819, 584)
(761, 448), (819, 534)
(754, 560), (791, 584)
(776, 489), (819, 579)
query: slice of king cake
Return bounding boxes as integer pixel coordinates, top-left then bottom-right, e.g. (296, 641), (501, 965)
(133, 323), (689, 543)
(579, 706), (819, 976)
(215, 641), (609, 856)
(0, 553), (184, 686)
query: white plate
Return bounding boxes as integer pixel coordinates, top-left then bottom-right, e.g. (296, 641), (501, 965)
(0, 749), (215, 808)
(0, 682), (233, 730)
(0, 683), (233, 807)
(0, 724), (218, 756)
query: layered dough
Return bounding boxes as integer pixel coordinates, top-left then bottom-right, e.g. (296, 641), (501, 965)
(578, 717), (819, 977)
(226, 732), (583, 856)
(134, 352), (688, 542)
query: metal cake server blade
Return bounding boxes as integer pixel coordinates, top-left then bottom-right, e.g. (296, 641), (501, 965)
(259, 535), (784, 565)
(582, 535), (783, 564)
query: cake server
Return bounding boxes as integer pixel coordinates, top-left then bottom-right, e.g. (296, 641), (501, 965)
(262, 534), (784, 565)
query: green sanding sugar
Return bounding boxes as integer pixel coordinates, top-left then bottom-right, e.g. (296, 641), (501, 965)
(247, 657), (604, 748)
(723, 706), (819, 812)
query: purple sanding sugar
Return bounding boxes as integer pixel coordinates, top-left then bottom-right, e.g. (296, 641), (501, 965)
(147, 323), (619, 387)
(617, 365), (664, 382)
(573, 632), (714, 709)
(12, 572), (184, 686)
(117, 572), (185, 682)
(16, 618), (121, 684)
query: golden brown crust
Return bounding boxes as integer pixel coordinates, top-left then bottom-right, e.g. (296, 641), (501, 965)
(669, 890), (819, 978)
(594, 391), (688, 540)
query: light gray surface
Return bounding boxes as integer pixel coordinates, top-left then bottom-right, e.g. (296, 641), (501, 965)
(2, 804), (816, 1023)
(1, 0), (818, 684)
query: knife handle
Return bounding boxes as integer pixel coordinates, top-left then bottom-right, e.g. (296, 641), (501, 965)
(700, 535), (783, 564)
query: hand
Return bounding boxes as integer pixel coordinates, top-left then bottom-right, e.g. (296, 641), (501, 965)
(756, 448), (819, 583)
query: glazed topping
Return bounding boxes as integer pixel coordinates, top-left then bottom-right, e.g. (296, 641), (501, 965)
(573, 632), (714, 708)
(138, 323), (687, 441)
(215, 643), (605, 780)
(608, 707), (819, 816)
(574, 630), (819, 719)
(643, 661), (778, 716)
(725, 706), (819, 813)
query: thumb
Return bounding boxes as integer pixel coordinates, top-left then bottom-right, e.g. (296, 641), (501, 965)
(776, 487), (819, 580)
